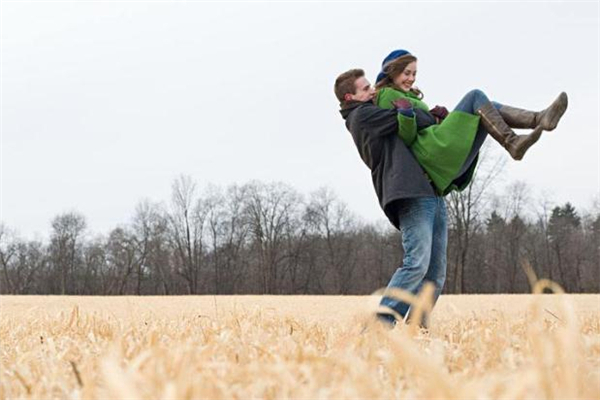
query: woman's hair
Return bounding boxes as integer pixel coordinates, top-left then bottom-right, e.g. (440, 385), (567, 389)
(375, 54), (424, 99)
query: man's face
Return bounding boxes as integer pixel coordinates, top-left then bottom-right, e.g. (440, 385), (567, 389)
(346, 77), (376, 102)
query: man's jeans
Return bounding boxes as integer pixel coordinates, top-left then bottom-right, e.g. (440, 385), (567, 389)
(379, 196), (448, 322)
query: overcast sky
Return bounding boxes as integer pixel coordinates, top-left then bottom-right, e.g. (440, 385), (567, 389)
(2, 1), (599, 239)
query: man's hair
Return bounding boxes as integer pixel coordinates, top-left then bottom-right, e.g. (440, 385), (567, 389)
(334, 69), (365, 104)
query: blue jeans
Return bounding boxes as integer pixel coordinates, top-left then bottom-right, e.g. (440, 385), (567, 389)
(379, 196), (448, 324)
(453, 89), (503, 178)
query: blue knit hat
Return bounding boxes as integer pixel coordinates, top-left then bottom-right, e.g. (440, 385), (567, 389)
(376, 49), (411, 84)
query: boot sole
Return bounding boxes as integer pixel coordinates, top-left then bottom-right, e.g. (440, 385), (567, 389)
(512, 125), (543, 161)
(542, 92), (568, 131)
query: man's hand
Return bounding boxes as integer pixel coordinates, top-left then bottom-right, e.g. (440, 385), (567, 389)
(429, 105), (449, 122)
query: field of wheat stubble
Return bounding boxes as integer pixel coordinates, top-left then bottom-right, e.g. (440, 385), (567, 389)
(1, 292), (599, 399)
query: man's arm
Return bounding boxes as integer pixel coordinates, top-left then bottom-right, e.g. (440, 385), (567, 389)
(414, 108), (438, 130)
(353, 104), (401, 140)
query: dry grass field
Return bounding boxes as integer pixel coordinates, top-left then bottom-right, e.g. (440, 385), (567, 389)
(1, 291), (599, 399)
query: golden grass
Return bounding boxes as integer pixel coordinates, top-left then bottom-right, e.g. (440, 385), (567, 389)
(1, 291), (599, 399)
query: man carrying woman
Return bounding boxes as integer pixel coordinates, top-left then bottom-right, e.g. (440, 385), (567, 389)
(334, 49), (567, 327)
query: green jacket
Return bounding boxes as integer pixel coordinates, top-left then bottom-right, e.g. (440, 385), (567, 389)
(376, 87), (480, 195)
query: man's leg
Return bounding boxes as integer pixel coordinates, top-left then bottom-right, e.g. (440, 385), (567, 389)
(378, 197), (437, 323)
(407, 197), (448, 327)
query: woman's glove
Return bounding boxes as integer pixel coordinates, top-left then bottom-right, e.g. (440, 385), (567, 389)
(392, 98), (412, 110)
(429, 105), (449, 122)
(392, 98), (414, 117)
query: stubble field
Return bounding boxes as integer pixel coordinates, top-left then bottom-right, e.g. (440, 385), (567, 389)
(1, 293), (599, 399)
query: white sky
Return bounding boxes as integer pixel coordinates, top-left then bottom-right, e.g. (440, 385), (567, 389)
(1, 1), (599, 239)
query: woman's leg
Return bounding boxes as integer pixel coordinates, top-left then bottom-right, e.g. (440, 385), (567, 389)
(453, 89), (502, 114)
(454, 127), (486, 179)
(498, 92), (568, 130)
(454, 89), (543, 161)
(451, 90), (497, 179)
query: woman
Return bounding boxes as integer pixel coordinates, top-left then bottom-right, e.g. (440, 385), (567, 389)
(374, 49), (568, 195)
(374, 49), (567, 328)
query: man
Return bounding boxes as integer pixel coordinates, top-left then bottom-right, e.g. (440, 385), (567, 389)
(334, 69), (447, 327)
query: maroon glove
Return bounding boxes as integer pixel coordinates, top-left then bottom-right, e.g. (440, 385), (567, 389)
(429, 105), (449, 121)
(392, 98), (413, 111)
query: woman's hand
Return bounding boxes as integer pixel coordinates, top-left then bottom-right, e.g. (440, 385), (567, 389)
(392, 98), (413, 111)
(392, 99), (415, 117)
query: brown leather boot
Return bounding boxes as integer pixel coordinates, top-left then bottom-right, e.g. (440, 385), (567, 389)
(477, 102), (543, 161)
(498, 92), (568, 131)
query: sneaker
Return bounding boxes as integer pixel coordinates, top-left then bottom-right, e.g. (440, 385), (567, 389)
(376, 312), (397, 329)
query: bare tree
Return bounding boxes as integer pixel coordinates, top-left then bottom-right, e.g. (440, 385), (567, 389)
(131, 200), (167, 294)
(447, 147), (505, 293)
(497, 182), (532, 291)
(105, 227), (138, 294)
(304, 187), (359, 294)
(203, 184), (251, 294)
(2, 178), (598, 295)
(0, 224), (18, 293)
(49, 212), (86, 294)
(0, 225), (46, 294)
(533, 192), (556, 282)
(82, 236), (106, 294)
(204, 185), (226, 294)
(168, 175), (209, 294)
(244, 181), (301, 294)
(220, 185), (250, 293)
(548, 203), (584, 291)
(484, 211), (506, 292)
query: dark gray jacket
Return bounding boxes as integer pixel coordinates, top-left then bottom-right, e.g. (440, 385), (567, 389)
(340, 101), (436, 230)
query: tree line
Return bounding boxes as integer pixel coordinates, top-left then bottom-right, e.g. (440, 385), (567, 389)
(1, 176), (598, 295)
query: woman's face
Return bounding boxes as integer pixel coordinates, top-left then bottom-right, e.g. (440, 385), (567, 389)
(392, 61), (417, 92)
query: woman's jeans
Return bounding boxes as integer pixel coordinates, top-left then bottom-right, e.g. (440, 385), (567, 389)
(379, 196), (448, 323)
(453, 89), (503, 178)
